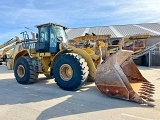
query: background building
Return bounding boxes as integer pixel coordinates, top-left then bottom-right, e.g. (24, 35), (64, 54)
(66, 23), (160, 67)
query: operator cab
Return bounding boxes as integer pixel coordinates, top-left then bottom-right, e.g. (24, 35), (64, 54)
(35, 23), (68, 54)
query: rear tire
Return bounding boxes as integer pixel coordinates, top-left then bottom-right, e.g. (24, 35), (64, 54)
(52, 53), (89, 91)
(14, 56), (38, 84)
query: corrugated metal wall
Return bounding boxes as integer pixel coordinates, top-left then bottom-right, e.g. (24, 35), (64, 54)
(146, 36), (160, 46)
(134, 45), (160, 66)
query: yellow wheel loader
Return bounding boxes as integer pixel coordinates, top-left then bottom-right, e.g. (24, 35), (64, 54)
(2, 23), (155, 106)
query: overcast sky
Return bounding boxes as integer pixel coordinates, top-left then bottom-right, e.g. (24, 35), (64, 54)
(0, 0), (160, 44)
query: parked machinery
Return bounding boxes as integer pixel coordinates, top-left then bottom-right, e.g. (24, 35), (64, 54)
(0, 36), (21, 65)
(71, 33), (150, 59)
(123, 33), (150, 54)
(0, 23), (155, 106)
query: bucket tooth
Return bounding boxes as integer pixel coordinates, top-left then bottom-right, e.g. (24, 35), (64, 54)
(138, 91), (152, 96)
(143, 87), (155, 90)
(143, 82), (154, 86)
(140, 95), (155, 102)
(143, 81), (151, 84)
(143, 84), (155, 88)
(139, 89), (154, 94)
(141, 85), (155, 89)
(138, 91), (153, 97)
(142, 82), (154, 85)
(140, 87), (155, 91)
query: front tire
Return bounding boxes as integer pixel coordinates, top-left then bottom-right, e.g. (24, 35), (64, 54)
(52, 53), (89, 91)
(14, 56), (38, 84)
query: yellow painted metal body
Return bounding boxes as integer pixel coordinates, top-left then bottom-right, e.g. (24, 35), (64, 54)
(0, 45), (14, 59)
(7, 42), (97, 80)
(4, 33), (150, 80)
(0, 36), (21, 66)
(73, 34), (110, 48)
(0, 36), (20, 49)
(12, 49), (53, 75)
(72, 33), (150, 58)
(72, 34), (123, 58)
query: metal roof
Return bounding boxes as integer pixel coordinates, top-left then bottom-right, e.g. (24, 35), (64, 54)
(87, 26), (116, 37)
(66, 23), (160, 40)
(67, 28), (86, 40)
(138, 23), (160, 32)
(114, 24), (157, 36)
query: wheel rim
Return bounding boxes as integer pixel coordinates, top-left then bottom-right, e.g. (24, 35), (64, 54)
(59, 64), (73, 81)
(17, 65), (25, 78)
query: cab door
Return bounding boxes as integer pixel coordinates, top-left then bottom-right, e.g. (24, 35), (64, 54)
(35, 26), (50, 52)
(49, 26), (59, 54)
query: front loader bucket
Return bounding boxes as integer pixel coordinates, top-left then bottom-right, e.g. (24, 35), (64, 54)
(95, 50), (155, 106)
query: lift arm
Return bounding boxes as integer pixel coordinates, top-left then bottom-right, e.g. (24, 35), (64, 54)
(0, 45), (14, 59)
(0, 36), (21, 63)
(0, 36), (20, 49)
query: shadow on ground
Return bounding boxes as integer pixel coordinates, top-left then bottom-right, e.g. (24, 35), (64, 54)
(0, 65), (152, 119)
(36, 90), (145, 120)
(0, 76), (148, 119)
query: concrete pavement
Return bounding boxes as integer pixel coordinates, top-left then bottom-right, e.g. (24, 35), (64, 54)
(0, 65), (160, 120)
